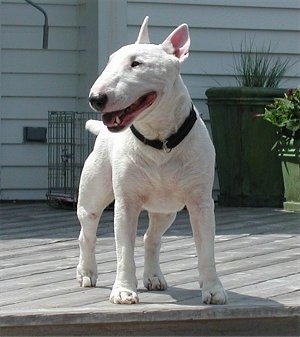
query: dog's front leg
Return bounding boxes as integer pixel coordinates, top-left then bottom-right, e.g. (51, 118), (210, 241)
(76, 152), (114, 288)
(110, 200), (140, 304)
(77, 209), (99, 288)
(187, 200), (227, 304)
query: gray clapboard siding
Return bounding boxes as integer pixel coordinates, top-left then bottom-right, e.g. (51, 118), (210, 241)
(1, 144), (47, 166)
(128, 26), (300, 55)
(2, 26), (79, 50)
(128, 0), (300, 8)
(2, 50), (79, 74)
(1, 167), (47, 189)
(1, 1), (78, 27)
(1, 0), (81, 200)
(0, 189), (48, 200)
(1, 97), (79, 120)
(127, 2), (299, 30)
(2, 74), (78, 97)
(182, 52), (299, 77)
(0, 120), (47, 144)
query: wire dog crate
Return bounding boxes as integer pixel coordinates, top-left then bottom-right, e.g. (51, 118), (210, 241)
(47, 111), (98, 208)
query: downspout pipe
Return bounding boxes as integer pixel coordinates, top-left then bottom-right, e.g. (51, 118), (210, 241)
(24, 0), (49, 49)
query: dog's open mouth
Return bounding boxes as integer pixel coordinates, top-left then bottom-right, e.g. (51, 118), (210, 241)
(102, 92), (157, 132)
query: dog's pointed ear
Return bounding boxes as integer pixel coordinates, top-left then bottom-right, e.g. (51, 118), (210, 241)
(135, 16), (150, 44)
(161, 24), (190, 63)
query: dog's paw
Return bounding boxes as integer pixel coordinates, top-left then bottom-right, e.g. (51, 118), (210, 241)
(110, 287), (139, 304)
(201, 280), (227, 305)
(77, 264), (97, 287)
(143, 272), (167, 291)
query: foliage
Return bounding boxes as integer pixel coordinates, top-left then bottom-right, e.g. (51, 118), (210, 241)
(263, 88), (300, 135)
(233, 38), (290, 88)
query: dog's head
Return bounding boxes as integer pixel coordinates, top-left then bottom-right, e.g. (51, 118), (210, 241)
(89, 16), (190, 132)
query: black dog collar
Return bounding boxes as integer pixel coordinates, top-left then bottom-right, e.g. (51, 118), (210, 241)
(130, 104), (197, 153)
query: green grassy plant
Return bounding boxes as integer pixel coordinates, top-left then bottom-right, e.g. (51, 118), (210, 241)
(234, 38), (290, 88)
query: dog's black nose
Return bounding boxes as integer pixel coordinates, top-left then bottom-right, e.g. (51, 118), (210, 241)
(89, 93), (108, 111)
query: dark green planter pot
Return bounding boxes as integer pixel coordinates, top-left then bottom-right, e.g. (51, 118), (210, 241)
(279, 135), (300, 212)
(206, 87), (286, 207)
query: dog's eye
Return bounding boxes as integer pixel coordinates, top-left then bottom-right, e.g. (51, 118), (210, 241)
(131, 61), (141, 68)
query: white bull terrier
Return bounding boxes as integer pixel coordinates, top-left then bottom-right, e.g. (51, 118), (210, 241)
(77, 17), (227, 305)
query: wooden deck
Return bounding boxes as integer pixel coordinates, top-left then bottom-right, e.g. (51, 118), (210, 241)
(0, 202), (299, 336)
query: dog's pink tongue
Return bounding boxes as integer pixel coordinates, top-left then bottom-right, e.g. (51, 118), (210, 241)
(102, 110), (124, 127)
(101, 92), (157, 129)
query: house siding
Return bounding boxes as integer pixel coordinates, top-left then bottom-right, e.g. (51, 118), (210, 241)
(1, 0), (81, 200)
(0, 0), (299, 200)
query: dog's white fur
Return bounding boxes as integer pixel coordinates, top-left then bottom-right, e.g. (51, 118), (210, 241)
(77, 17), (227, 305)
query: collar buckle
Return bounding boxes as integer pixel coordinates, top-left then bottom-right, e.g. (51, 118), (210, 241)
(162, 140), (172, 153)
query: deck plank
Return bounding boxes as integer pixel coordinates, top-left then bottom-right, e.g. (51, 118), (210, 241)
(0, 203), (299, 336)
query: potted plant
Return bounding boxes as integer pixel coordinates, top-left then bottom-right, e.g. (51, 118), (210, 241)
(206, 39), (291, 207)
(263, 88), (300, 211)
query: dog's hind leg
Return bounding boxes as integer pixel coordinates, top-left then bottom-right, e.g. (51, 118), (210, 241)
(76, 154), (114, 288)
(187, 199), (227, 305)
(143, 212), (177, 291)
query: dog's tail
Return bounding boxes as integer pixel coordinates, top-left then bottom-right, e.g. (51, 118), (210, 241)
(85, 119), (103, 135)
